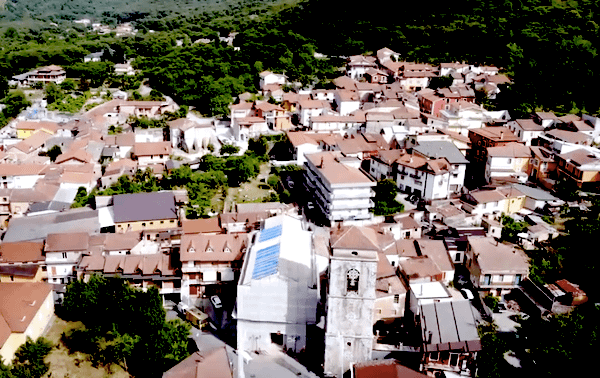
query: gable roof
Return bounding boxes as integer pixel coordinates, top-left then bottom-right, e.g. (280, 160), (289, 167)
(0, 283), (52, 341)
(180, 233), (247, 262)
(133, 141), (171, 157)
(163, 347), (232, 378)
(45, 232), (90, 252)
(487, 142), (530, 158)
(412, 141), (468, 164)
(113, 192), (177, 223)
(182, 218), (222, 234)
(331, 226), (381, 252)
(0, 242), (45, 263)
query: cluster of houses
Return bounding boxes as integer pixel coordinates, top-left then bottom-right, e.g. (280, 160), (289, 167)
(0, 46), (594, 378)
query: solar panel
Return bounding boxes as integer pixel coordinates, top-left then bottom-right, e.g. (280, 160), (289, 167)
(258, 224), (283, 242)
(252, 244), (281, 280)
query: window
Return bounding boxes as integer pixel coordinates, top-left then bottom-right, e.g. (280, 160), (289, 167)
(62, 252), (67, 259)
(499, 274), (504, 282)
(377, 308), (382, 314)
(394, 294), (400, 304)
(449, 353), (459, 367)
(515, 274), (522, 285)
(429, 352), (439, 361)
(160, 220), (164, 224)
(507, 158), (512, 164)
(142, 223), (146, 227)
(216, 272), (222, 281)
(455, 253), (462, 263)
(346, 269), (359, 293)
(483, 274), (491, 285)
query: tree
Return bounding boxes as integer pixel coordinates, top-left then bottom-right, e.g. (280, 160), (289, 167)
(517, 306), (600, 376)
(2, 91), (31, 119)
(10, 337), (53, 378)
(46, 145), (62, 162)
(61, 275), (191, 376)
(59, 78), (76, 91)
(428, 75), (454, 89)
(500, 214), (529, 243)
(373, 179), (404, 216)
(220, 144), (240, 155)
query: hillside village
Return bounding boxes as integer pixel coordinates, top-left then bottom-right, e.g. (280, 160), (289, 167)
(0, 46), (598, 378)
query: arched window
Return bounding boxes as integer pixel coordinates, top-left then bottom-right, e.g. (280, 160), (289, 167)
(347, 269), (359, 293)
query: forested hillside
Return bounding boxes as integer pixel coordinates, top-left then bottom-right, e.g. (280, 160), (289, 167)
(0, 0), (281, 24)
(0, 0), (599, 117)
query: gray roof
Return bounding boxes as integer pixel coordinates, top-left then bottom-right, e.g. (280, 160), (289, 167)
(413, 141), (469, 164)
(513, 184), (558, 201)
(420, 300), (481, 353)
(3, 208), (100, 242)
(113, 192), (177, 223)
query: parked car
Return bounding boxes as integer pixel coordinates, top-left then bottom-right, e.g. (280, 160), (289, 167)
(461, 288), (474, 300)
(210, 295), (222, 309)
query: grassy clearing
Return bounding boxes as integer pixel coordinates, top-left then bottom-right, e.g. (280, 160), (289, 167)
(224, 164), (274, 211)
(44, 316), (130, 378)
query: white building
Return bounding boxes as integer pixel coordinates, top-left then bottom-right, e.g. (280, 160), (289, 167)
(412, 141), (468, 194)
(297, 99), (331, 127)
(304, 152), (375, 223)
(45, 232), (90, 284)
(286, 132), (321, 166)
(439, 101), (490, 136)
(346, 55), (377, 80)
(395, 154), (452, 201)
(169, 118), (216, 152)
(333, 90), (360, 116)
(485, 142), (530, 184)
(0, 164), (46, 189)
(506, 119), (544, 146)
(236, 215), (317, 354)
(258, 71), (287, 90)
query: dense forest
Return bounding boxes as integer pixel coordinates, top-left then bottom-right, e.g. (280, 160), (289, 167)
(0, 0), (599, 116)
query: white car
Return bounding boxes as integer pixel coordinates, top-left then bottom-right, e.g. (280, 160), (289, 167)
(210, 295), (222, 309)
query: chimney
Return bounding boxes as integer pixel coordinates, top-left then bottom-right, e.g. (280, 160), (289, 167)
(500, 131), (504, 140)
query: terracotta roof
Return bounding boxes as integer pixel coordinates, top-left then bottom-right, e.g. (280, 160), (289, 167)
(558, 149), (600, 168)
(118, 100), (167, 107)
(55, 149), (93, 164)
(0, 242), (45, 263)
(382, 239), (419, 257)
(0, 282), (52, 336)
(163, 347), (232, 378)
(0, 264), (39, 278)
(15, 121), (59, 133)
(102, 253), (175, 276)
(467, 237), (529, 273)
(333, 76), (358, 90)
(515, 119), (544, 131)
(230, 102), (253, 111)
(354, 360), (427, 378)
(305, 152), (374, 185)
(297, 99), (331, 109)
(180, 233), (247, 262)
(133, 142), (171, 156)
(469, 189), (506, 204)
(400, 256), (442, 281)
(12, 132), (53, 153)
(286, 131), (319, 147)
(545, 129), (591, 144)
(45, 232), (90, 252)
(487, 142), (530, 158)
(102, 132), (135, 146)
(470, 127), (518, 141)
(415, 240), (453, 272)
(182, 218), (222, 234)
(105, 158), (137, 176)
(0, 164), (47, 176)
(103, 232), (141, 251)
(331, 226), (381, 252)
(254, 101), (284, 112)
(571, 120), (594, 132)
(236, 116), (266, 125)
(555, 279), (586, 296)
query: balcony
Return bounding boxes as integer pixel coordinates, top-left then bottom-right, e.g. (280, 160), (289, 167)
(409, 173), (421, 179)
